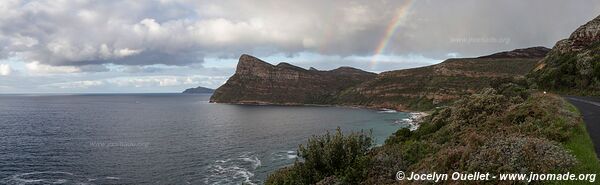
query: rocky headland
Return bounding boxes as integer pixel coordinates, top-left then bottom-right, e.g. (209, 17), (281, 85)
(209, 54), (376, 105)
(210, 47), (549, 111)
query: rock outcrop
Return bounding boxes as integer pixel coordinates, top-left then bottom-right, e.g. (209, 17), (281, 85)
(565, 15), (600, 51)
(209, 54), (376, 104)
(529, 15), (600, 95)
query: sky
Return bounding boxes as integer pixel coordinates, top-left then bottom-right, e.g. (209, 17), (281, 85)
(0, 0), (599, 93)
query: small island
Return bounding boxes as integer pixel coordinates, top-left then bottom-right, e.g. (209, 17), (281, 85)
(182, 86), (215, 94)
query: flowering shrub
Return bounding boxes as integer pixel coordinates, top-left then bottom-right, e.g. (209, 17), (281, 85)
(266, 128), (372, 185)
(268, 85), (583, 184)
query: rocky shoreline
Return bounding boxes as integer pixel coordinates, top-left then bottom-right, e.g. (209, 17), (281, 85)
(394, 112), (429, 131)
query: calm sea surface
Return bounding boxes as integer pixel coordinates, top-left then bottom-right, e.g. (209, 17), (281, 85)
(0, 94), (409, 184)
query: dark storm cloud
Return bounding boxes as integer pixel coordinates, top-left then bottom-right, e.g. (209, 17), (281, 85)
(386, 0), (600, 57)
(71, 51), (204, 66)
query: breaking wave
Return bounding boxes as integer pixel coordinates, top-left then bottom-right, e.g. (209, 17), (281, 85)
(0, 171), (122, 185)
(204, 152), (262, 185)
(272, 150), (298, 161)
(377, 109), (397, 113)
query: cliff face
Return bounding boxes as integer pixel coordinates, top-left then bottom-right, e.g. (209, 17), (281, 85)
(529, 15), (600, 95)
(334, 47), (548, 111)
(211, 48), (548, 111)
(209, 54), (377, 104)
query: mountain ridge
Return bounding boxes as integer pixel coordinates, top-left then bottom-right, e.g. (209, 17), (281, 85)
(333, 46), (549, 111)
(210, 47), (549, 111)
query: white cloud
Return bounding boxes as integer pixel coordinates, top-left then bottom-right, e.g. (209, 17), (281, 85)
(77, 9), (98, 23)
(116, 48), (143, 57)
(0, 85), (12, 90)
(106, 75), (225, 87)
(0, 64), (11, 76)
(26, 61), (81, 74)
(45, 80), (104, 89)
(42, 75), (227, 90)
(0, 0), (401, 67)
(10, 34), (39, 48)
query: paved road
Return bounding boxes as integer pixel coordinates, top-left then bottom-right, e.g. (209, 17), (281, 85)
(565, 96), (600, 157)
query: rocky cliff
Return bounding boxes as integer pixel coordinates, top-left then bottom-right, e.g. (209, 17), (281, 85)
(529, 15), (600, 95)
(209, 54), (377, 104)
(211, 48), (548, 111)
(334, 47), (549, 111)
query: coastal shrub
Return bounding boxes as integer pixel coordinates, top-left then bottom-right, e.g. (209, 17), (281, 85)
(364, 141), (438, 185)
(490, 77), (529, 94)
(398, 89), (580, 177)
(407, 97), (435, 111)
(467, 136), (576, 174)
(504, 93), (579, 142)
(447, 88), (511, 126)
(264, 166), (303, 185)
(409, 108), (450, 140)
(496, 82), (529, 100)
(266, 128), (373, 185)
(594, 58), (600, 76)
(528, 54), (576, 90)
(385, 128), (411, 145)
(412, 145), (472, 173)
(529, 41), (600, 95)
(268, 86), (586, 184)
(315, 176), (341, 185)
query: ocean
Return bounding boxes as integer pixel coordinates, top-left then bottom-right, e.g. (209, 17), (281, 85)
(0, 94), (410, 184)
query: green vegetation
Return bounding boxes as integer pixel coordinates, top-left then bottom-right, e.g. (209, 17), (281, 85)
(265, 128), (373, 185)
(528, 42), (600, 96)
(546, 103), (600, 185)
(334, 57), (541, 111)
(565, 123), (600, 174)
(267, 85), (600, 184)
(548, 122), (600, 185)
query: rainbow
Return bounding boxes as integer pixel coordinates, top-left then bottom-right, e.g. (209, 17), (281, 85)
(370, 0), (415, 68)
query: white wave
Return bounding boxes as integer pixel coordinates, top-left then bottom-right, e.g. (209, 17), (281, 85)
(204, 152), (261, 185)
(215, 159), (230, 163)
(1, 171), (93, 185)
(377, 109), (397, 113)
(205, 165), (256, 185)
(394, 112), (428, 131)
(286, 151), (298, 159)
(272, 150), (298, 161)
(241, 156), (262, 169)
(233, 167), (256, 185)
(54, 179), (67, 184)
